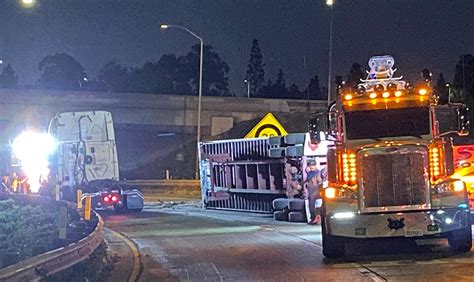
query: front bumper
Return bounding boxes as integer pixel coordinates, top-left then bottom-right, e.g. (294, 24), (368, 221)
(325, 208), (470, 238)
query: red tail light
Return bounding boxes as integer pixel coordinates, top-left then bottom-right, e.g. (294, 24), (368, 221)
(111, 195), (118, 202)
(103, 195), (110, 202)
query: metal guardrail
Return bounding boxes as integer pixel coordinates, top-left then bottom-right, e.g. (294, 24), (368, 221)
(0, 212), (104, 281)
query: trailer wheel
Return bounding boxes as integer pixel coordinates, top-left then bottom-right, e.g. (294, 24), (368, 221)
(288, 211), (306, 222)
(273, 210), (289, 221)
(272, 198), (289, 211)
(448, 226), (472, 252)
(283, 133), (306, 145)
(288, 199), (305, 212)
(322, 217), (346, 258)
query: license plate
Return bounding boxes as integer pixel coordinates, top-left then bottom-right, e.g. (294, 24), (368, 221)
(404, 228), (423, 237)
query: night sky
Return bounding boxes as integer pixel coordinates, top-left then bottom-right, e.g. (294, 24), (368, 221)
(0, 0), (473, 95)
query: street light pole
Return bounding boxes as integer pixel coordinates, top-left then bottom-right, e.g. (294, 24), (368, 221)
(326, 0), (334, 106)
(160, 24), (204, 180)
(243, 79), (250, 98)
(446, 83), (451, 104)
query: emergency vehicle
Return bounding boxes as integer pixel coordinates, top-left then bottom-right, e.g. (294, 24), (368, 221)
(311, 55), (471, 257)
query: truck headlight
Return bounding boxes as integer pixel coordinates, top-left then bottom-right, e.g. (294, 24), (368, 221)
(324, 186), (357, 199)
(434, 180), (465, 194)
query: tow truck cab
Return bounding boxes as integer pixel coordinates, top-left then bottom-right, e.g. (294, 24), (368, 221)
(311, 56), (471, 257)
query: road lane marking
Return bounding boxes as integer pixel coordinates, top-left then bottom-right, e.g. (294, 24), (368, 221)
(106, 228), (142, 282)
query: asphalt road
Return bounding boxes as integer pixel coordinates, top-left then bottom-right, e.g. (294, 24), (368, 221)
(102, 203), (474, 281)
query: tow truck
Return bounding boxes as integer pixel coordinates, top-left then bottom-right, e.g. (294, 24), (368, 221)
(310, 55), (471, 257)
(48, 111), (144, 212)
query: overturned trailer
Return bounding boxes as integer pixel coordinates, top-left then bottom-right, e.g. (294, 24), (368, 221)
(199, 133), (331, 213)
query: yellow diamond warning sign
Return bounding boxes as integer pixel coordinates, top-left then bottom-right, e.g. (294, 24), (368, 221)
(244, 113), (288, 138)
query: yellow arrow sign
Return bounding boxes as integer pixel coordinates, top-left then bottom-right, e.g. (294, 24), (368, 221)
(244, 112), (288, 138)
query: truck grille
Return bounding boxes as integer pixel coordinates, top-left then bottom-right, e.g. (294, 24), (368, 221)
(360, 146), (429, 209)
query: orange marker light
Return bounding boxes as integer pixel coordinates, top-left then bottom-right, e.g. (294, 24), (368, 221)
(369, 92), (377, 99)
(395, 90), (402, 97)
(344, 94), (353, 101)
(382, 92), (390, 98)
(418, 88), (427, 95)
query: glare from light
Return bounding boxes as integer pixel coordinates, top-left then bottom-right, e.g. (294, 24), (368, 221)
(21, 0), (36, 8)
(418, 88), (428, 95)
(382, 92), (390, 98)
(395, 91), (402, 97)
(453, 181), (465, 192)
(12, 131), (57, 193)
(369, 92), (377, 99)
(333, 212), (354, 219)
(344, 94), (353, 101)
(445, 218), (453, 224)
(436, 210), (445, 215)
(326, 0), (335, 6)
(325, 187), (337, 199)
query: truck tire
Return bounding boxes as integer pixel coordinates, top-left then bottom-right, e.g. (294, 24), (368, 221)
(288, 199), (305, 212)
(321, 216), (346, 258)
(448, 226), (472, 252)
(268, 136), (283, 146)
(285, 145), (304, 157)
(269, 148), (285, 158)
(274, 210), (289, 221)
(283, 133), (306, 145)
(272, 198), (289, 211)
(288, 211), (306, 222)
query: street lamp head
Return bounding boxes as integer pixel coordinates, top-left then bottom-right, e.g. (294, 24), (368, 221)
(160, 24), (170, 30)
(326, 0), (335, 6)
(21, 0), (36, 8)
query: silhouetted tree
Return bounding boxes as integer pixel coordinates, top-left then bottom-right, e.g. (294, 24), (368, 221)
(259, 79), (273, 98)
(97, 59), (130, 93)
(0, 64), (18, 88)
(185, 44), (230, 96)
(306, 74), (323, 100)
(246, 39), (265, 97)
(37, 53), (88, 91)
(435, 73), (448, 104)
(346, 63), (365, 88)
(288, 83), (301, 99)
(272, 69), (288, 98)
(453, 54), (474, 99)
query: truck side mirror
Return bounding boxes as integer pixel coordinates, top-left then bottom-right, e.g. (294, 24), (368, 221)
(436, 104), (470, 137)
(457, 105), (469, 136)
(309, 113), (328, 144)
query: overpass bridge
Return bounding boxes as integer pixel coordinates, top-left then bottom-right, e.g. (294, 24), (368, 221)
(0, 89), (326, 179)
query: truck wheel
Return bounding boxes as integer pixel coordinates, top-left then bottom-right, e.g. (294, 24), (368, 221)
(272, 198), (289, 211)
(322, 233), (346, 258)
(268, 136), (283, 146)
(321, 216), (346, 258)
(283, 133), (306, 145)
(285, 145), (304, 157)
(274, 210), (289, 221)
(269, 148), (285, 158)
(288, 199), (305, 212)
(448, 226), (472, 252)
(288, 211), (306, 222)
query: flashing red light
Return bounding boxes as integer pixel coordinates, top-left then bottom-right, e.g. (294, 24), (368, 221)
(111, 195), (118, 202)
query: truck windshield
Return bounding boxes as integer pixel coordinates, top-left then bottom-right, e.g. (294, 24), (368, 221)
(345, 107), (430, 140)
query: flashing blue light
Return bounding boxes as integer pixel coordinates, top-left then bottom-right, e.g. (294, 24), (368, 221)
(458, 203), (469, 209)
